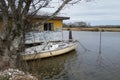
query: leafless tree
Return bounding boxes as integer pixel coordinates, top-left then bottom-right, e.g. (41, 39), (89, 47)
(0, 0), (85, 69)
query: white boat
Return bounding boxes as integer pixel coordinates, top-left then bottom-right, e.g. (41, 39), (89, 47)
(22, 40), (79, 60)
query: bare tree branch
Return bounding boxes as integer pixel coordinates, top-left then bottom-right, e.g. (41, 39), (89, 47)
(68, 0), (81, 4)
(22, 0), (33, 16)
(0, 0), (8, 10)
(8, 0), (16, 14)
(47, 0), (71, 20)
(0, 0), (9, 36)
(17, 0), (24, 14)
(29, 0), (50, 17)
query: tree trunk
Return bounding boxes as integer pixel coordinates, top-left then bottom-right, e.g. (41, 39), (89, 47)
(0, 17), (24, 69)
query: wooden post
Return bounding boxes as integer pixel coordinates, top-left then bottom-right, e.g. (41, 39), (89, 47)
(69, 30), (72, 42)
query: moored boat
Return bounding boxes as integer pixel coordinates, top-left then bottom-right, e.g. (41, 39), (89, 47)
(21, 40), (79, 60)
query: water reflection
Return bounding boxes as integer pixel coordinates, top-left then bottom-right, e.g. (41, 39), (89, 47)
(26, 50), (78, 80)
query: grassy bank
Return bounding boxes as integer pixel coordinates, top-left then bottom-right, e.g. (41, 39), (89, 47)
(63, 27), (120, 32)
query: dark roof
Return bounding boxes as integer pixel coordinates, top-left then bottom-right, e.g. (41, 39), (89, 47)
(32, 15), (70, 20)
(0, 14), (70, 20)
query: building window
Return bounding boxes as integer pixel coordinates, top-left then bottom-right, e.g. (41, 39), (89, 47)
(44, 23), (53, 31)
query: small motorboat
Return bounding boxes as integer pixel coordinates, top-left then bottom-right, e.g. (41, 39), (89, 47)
(21, 40), (79, 60)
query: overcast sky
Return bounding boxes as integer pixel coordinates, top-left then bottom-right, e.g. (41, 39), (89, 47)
(41, 0), (120, 26)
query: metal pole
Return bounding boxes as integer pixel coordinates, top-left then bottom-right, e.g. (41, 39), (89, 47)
(62, 26), (63, 41)
(99, 30), (102, 54)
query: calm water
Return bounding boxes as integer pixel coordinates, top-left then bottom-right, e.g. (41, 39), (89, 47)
(26, 31), (120, 80)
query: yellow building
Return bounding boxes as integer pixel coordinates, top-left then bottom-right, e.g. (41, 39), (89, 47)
(32, 15), (70, 31)
(0, 15), (70, 32)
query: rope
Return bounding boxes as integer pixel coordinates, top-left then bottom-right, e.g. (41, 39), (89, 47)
(78, 41), (89, 51)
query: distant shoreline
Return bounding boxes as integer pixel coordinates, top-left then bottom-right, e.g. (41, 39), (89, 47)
(63, 27), (120, 32)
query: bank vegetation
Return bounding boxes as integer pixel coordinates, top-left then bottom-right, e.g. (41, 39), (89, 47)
(63, 22), (120, 32)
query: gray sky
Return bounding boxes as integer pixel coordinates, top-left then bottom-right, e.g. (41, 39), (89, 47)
(41, 0), (120, 26)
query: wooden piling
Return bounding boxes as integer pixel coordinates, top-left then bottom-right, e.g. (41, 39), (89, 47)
(69, 30), (72, 42)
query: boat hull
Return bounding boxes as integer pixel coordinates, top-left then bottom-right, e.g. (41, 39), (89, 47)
(22, 42), (78, 60)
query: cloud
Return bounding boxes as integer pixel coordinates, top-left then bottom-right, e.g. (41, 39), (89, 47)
(40, 0), (120, 25)
(62, 0), (120, 25)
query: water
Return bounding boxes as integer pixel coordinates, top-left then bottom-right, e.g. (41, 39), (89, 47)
(26, 31), (120, 80)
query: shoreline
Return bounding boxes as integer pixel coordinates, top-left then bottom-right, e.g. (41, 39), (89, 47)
(63, 27), (120, 32)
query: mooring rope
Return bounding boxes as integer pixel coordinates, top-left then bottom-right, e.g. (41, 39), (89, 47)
(78, 41), (90, 51)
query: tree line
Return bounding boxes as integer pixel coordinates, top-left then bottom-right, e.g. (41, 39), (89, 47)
(63, 22), (120, 28)
(63, 21), (91, 28)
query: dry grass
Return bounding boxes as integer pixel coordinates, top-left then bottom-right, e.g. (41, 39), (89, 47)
(63, 27), (120, 32)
